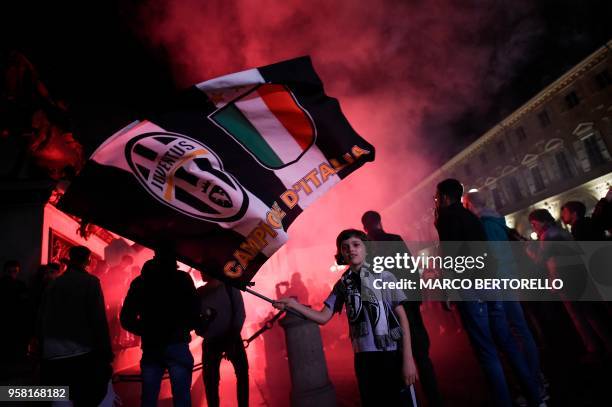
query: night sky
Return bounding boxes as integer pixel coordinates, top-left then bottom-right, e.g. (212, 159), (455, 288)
(441, 0), (612, 159)
(3, 0), (612, 164)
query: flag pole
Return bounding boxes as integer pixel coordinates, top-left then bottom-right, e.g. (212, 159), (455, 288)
(243, 287), (306, 319)
(244, 287), (275, 303)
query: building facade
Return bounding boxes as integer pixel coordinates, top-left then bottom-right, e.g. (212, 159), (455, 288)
(390, 40), (612, 241)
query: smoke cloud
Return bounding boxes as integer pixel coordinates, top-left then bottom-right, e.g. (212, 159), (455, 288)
(127, 0), (543, 300)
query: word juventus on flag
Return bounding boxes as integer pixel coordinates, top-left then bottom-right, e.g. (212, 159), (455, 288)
(59, 56), (375, 286)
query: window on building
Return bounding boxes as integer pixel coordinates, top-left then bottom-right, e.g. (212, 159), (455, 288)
(538, 110), (551, 128)
(465, 164), (472, 177)
(491, 187), (504, 210)
(531, 166), (546, 192)
(595, 69), (612, 89)
(506, 176), (523, 201)
(515, 127), (526, 142)
(583, 135), (606, 167)
(496, 141), (506, 155)
(480, 153), (488, 165)
(564, 91), (580, 109)
(555, 151), (573, 178)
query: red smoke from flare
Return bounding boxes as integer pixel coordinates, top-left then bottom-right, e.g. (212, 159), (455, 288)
(129, 0), (542, 323)
(122, 1), (543, 402)
(130, 0), (541, 242)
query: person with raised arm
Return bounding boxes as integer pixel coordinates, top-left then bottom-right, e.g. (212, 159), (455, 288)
(274, 229), (418, 406)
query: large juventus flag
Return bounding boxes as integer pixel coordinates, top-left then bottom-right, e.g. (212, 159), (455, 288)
(59, 57), (375, 286)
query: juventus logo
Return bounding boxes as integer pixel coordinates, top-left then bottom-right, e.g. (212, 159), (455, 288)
(125, 132), (249, 222)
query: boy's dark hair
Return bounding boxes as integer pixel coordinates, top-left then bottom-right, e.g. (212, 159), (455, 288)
(593, 198), (612, 230)
(68, 246), (91, 266)
(528, 209), (555, 224)
(335, 229), (369, 265)
(561, 201), (586, 218)
(437, 178), (463, 203)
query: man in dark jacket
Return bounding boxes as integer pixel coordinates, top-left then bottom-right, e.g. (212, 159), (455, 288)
(38, 246), (113, 406)
(435, 179), (544, 407)
(561, 201), (605, 241)
(120, 247), (199, 407)
(529, 209), (612, 361)
(592, 189), (612, 237)
(362, 210), (442, 407)
(197, 271), (248, 407)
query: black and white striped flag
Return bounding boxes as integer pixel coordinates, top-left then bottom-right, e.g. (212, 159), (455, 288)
(59, 56), (375, 285)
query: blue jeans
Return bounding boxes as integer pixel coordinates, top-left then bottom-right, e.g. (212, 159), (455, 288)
(458, 301), (541, 407)
(503, 301), (542, 388)
(140, 342), (194, 407)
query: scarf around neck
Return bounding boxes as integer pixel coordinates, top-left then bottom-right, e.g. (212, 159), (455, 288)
(341, 264), (402, 349)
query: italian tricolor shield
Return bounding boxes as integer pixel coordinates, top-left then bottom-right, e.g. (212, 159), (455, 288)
(209, 84), (316, 170)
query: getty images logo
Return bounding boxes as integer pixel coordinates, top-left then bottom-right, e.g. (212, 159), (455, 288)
(125, 132), (249, 222)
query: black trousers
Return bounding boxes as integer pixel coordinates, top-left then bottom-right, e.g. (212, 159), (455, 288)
(404, 302), (443, 407)
(354, 351), (416, 407)
(41, 352), (111, 407)
(202, 334), (249, 407)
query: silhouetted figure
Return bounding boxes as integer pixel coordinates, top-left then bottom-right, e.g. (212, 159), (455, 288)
(196, 272), (248, 407)
(37, 246), (113, 406)
(528, 209), (612, 360)
(31, 263), (61, 301)
(29, 263), (61, 344)
(120, 247), (198, 407)
(109, 254), (134, 279)
(362, 210), (443, 407)
(592, 189), (612, 237)
(561, 201), (605, 241)
(435, 179), (543, 407)
(0, 260), (28, 366)
(465, 191), (546, 403)
(276, 272), (309, 303)
(93, 259), (108, 278)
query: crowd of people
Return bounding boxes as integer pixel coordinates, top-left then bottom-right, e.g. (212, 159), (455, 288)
(0, 244), (249, 407)
(1, 177), (612, 406)
(275, 179), (612, 407)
